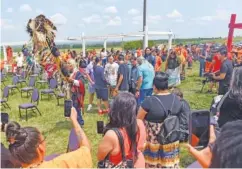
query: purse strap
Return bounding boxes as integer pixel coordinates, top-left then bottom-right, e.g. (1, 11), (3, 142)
(112, 128), (126, 161)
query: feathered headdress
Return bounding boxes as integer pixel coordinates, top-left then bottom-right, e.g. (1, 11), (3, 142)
(26, 15), (57, 51)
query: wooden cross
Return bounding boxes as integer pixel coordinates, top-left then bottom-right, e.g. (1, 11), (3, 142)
(227, 14), (242, 53)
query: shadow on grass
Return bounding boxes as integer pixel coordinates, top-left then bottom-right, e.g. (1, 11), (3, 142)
(19, 110), (40, 121)
(42, 120), (72, 136)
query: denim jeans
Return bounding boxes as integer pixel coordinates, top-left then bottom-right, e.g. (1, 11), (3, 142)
(73, 104), (84, 126)
(137, 88), (153, 106)
(199, 58), (205, 77)
(72, 94), (84, 126)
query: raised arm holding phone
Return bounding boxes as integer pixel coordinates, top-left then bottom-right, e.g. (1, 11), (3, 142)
(0, 109), (92, 168)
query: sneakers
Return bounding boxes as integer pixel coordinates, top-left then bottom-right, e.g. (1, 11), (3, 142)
(102, 109), (110, 114)
(87, 104), (92, 111)
(98, 109), (109, 115)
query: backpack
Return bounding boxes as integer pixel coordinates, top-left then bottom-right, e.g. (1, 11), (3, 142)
(153, 95), (181, 144)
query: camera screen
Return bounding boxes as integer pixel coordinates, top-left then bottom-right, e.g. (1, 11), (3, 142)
(190, 111), (210, 148)
(1, 113), (9, 124)
(64, 100), (73, 117)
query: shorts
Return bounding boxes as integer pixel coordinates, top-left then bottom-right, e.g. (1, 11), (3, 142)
(96, 88), (108, 101)
(88, 84), (95, 94)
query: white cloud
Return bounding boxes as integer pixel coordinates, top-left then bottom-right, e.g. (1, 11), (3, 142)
(105, 6), (118, 14)
(0, 19), (15, 30)
(191, 9), (230, 23)
(82, 14), (102, 24)
(167, 9), (182, 18)
(19, 4), (32, 12)
(36, 9), (44, 14)
(107, 16), (121, 26)
(175, 19), (185, 23)
(50, 13), (67, 25)
(128, 8), (140, 15)
(148, 15), (162, 24)
(103, 15), (111, 19)
(6, 8), (13, 13)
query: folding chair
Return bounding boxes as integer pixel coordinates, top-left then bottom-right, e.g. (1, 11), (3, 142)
(19, 88), (41, 121)
(7, 76), (20, 94)
(0, 86), (11, 110)
(0, 72), (6, 86)
(18, 71), (27, 87)
(37, 72), (48, 87)
(40, 78), (57, 100)
(20, 76), (36, 98)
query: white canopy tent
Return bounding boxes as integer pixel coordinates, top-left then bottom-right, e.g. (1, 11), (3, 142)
(67, 28), (173, 57)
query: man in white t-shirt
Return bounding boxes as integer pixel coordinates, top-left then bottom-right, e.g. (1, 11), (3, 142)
(16, 53), (24, 74)
(100, 48), (107, 66)
(104, 55), (119, 97)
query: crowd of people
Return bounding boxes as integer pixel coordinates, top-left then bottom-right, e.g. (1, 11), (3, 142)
(1, 43), (242, 168)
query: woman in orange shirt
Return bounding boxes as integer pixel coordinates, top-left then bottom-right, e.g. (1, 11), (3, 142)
(4, 108), (92, 168)
(97, 92), (146, 168)
(153, 50), (162, 72)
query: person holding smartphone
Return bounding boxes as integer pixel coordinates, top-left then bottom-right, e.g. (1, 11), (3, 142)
(212, 48), (233, 95)
(186, 120), (242, 168)
(1, 113), (21, 168)
(65, 59), (94, 126)
(2, 108), (92, 168)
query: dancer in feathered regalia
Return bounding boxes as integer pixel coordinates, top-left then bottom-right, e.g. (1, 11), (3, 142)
(26, 14), (57, 53)
(26, 14), (62, 75)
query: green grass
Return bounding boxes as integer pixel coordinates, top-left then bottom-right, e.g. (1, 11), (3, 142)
(0, 62), (215, 167)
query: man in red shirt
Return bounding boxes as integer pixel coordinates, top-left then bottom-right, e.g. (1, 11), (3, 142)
(208, 51), (221, 93)
(211, 52), (222, 73)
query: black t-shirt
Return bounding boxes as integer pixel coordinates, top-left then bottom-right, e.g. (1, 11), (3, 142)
(117, 63), (130, 91)
(93, 65), (107, 89)
(218, 94), (242, 128)
(219, 59), (233, 87)
(141, 94), (183, 123)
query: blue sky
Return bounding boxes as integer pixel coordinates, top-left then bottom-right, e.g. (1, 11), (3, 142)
(1, 0), (242, 42)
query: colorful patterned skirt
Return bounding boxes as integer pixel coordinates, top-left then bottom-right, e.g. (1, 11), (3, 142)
(166, 67), (181, 87)
(144, 121), (180, 168)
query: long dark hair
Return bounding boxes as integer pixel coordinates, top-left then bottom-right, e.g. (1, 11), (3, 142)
(229, 67), (242, 108)
(6, 121), (42, 164)
(105, 92), (138, 161)
(210, 120), (242, 168)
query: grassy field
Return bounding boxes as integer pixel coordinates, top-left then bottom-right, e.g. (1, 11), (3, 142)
(0, 62), (216, 167)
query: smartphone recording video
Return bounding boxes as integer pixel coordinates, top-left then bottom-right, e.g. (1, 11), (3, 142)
(97, 121), (104, 134)
(1, 113), (9, 124)
(189, 110), (210, 149)
(64, 100), (73, 117)
(1, 113), (9, 132)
